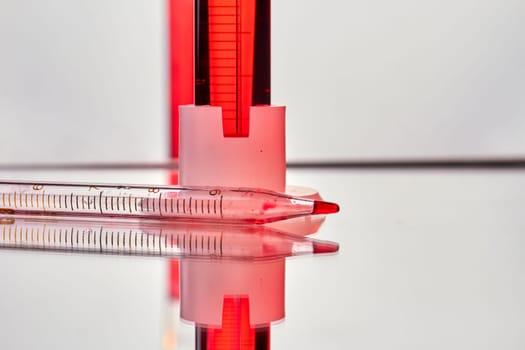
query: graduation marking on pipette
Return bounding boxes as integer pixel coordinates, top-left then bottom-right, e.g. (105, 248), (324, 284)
(0, 181), (339, 224)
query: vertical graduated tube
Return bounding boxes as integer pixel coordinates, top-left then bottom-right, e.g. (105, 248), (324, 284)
(182, 2), (279, 349)
(195, 0), (271, 137)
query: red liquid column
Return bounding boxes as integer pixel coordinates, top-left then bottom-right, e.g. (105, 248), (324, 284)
(195, 0), (271, 137)
(168, 0), (194, 158)
(188, 1), (274, 348)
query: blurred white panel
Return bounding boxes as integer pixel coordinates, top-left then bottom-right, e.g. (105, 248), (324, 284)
(273, 0), (525, 160)
(0, 252), (165, 350)
(0, 0), (167, 163)
(1, 0), (524, 162)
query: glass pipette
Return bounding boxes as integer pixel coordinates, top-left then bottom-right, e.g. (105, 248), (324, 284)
(0, 180), (339, 224)
(0, 216), (339, 260)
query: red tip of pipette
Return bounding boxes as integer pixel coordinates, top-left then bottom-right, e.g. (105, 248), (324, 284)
(313, 240), (339, 254)
(312, 201), (340, 215)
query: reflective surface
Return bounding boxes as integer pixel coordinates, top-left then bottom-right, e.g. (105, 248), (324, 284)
(1, 168), (524, 349)
(0, 216), (338, 260)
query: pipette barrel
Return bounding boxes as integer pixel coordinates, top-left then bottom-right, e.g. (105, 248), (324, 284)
(0, 181), (338, 224)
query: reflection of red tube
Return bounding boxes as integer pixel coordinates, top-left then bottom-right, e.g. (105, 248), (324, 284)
(196, 297), (269, 350)
(181, 258), (283, 350)
(195, 0), (271, 137)
(169, 259), (180, 300)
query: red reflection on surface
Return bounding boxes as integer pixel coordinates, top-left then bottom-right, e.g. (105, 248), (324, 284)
(169, 259), (180, 300)
(201, 297), (269, 350)
(313, 240), (339, 254)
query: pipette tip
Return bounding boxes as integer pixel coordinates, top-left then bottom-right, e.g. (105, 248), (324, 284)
(313, 240), (339, 254)
(312, 200), (340, 215)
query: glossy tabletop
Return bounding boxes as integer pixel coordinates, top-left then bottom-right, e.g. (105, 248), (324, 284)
(0, 167), (523, 349)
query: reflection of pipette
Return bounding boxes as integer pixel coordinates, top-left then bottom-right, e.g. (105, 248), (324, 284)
(0, 180), (339, 224)
(0, 216), (339, 259)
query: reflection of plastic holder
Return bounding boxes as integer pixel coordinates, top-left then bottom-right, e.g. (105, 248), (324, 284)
(180, 258), (284, 327)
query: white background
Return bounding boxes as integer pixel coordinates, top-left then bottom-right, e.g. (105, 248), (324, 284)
(1, 0), (524, 163)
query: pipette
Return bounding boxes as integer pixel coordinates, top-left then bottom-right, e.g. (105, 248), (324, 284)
(0, 180), (339, 224)
(0, 216), (339, 259)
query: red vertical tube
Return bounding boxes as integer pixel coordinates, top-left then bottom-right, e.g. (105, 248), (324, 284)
(176, 1), (274, 348)
(209, 0), (255, 137)
(195, 0), (271, 137)
(168, 0), (194, 158)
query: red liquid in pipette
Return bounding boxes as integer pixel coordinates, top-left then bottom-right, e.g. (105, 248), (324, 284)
(313, 240), (340, 254)
(312, 201), (340, 215)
